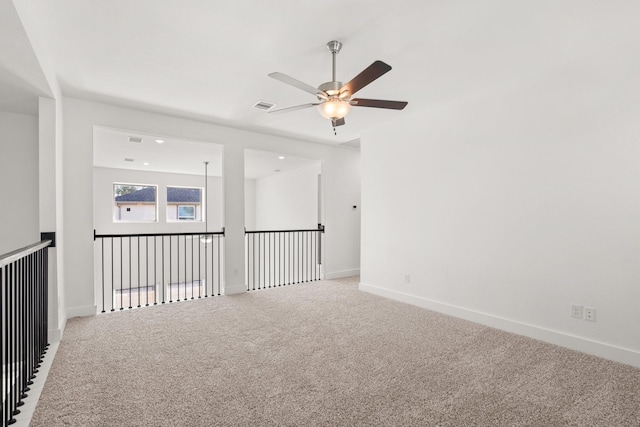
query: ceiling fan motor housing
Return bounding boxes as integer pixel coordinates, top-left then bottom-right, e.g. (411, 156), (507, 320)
(318, 81), (345, 98)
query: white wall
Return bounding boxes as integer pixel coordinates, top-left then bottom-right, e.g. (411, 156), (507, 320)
(39, 96), (66, 342)
(63, 97), (361, 315)
(244, 179), (256, 231)
(0, 110), (39, 254)
(322, 150), (361, 279)
(360, 43), (640, 367)
(255, 163), (320, 230)
(93, 167), (223, 234)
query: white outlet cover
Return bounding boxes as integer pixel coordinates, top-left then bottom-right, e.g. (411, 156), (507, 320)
(584, 307), (596, 322)
(570, 304), (583, 319)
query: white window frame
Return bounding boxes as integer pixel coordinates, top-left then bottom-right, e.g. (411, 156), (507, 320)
(113, 183), (158, 223)
(166, 186), (203, 222)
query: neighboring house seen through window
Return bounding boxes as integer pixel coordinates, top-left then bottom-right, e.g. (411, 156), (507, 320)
(113, 183), (158, 222)
(167, 186), (202, 221)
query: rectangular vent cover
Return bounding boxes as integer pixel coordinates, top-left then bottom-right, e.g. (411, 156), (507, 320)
(253, 101), (275, 111)
(128, 136), (143, 143)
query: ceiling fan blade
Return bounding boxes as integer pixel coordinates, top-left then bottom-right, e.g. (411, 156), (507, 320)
(269, 72), (327, 98)
(351, 98), (408, 110)
(340, 60), (392, 96)
(268, 103), (320, 114)
(331, 118), (346, 127)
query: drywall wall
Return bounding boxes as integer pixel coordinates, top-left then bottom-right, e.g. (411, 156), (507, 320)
(255, 162), (321, 230)
(63, 97), (360, 315)
(0, 110), (39, 254)
(244, 179), (256, 231)
(322, 149), (361, 279)
(93, 167), (223, 234)
(39, 96), (66, 342)
(360, 43), (640, 367)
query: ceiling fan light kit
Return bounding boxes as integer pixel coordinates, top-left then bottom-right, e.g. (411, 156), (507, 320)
(317, 98), (352, 120)
(268, 40), (407, 132)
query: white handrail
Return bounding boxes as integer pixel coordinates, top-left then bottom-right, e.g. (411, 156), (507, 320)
(0, 240), (52, 268)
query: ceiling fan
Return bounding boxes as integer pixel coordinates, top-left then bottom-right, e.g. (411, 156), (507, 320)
(268, 40), (408, 131)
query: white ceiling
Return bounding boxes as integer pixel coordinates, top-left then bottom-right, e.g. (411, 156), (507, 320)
(93, 126), (319, 179)
(4, 1), (640, 144)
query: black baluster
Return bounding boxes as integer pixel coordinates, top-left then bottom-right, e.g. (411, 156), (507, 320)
(217, 236), (221, 296)
(111, 238), (115, 311)
(196, 235), (200, 298)
(153, 236), (158, 305)
(278, 232), (281, 286)
(170, 236), (174, 303)
(101, 238), (105, 312)
(204, 234), (208, 297)
(246, 234), (249, 291)
(120, 238), (124, 310)
(137, 236), (141, 308)
(162, 236), (166, 304)
(128, 237), (132, 309)
(268, 232), (272, 289)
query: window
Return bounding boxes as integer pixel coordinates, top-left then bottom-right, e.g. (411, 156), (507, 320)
(177, 205), (195, 220)
(166, 186), (202, 221)
(113, 183), (158, 222)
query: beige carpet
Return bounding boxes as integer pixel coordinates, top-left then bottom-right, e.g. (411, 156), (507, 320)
(32, 277), (640, 426)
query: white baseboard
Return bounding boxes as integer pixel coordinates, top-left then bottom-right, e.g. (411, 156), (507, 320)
(224, 283), (247, 295)
(324, 269), (360, 280)
(48, 327), (63, 343)
(66, 305), (97, 318)
(359, 282), (640, 369)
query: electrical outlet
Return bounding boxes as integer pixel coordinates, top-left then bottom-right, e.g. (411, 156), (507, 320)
(404, 275), (411, 284)
(584, 307), (596, 322)
(570, 304), (583, 319)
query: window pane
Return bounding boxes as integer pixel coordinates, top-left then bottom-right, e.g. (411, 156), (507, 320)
(178, 205), (195, 220)
(113, 184), (157, 222)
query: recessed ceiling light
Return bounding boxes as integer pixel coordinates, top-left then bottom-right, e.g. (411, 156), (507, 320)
(155, 139), (165, 144)
(143, 162), (150, 166)
(274, 169), (281, 173)
(278, 156), (285, 160)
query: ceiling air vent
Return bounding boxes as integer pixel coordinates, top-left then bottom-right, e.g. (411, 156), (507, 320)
(128, 136), (143, 143)
(124, 158), (135, 162)
(253, 100), (275, 111)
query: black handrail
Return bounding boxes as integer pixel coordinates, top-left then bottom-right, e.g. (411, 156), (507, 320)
(94, 230), (225, 239)
(245, 225), (325, 234)
(1, 240), (51, 426)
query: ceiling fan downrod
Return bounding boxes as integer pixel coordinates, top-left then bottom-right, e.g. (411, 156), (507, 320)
(326, 40), (342, 82)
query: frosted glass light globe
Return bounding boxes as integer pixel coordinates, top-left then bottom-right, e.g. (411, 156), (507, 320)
(317, 99), (352, 120)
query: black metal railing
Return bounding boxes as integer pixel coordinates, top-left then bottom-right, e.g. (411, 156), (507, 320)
(245, 225), (324, 291)
(94, 231), (224, 312)
(1, 240), (51, 427)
